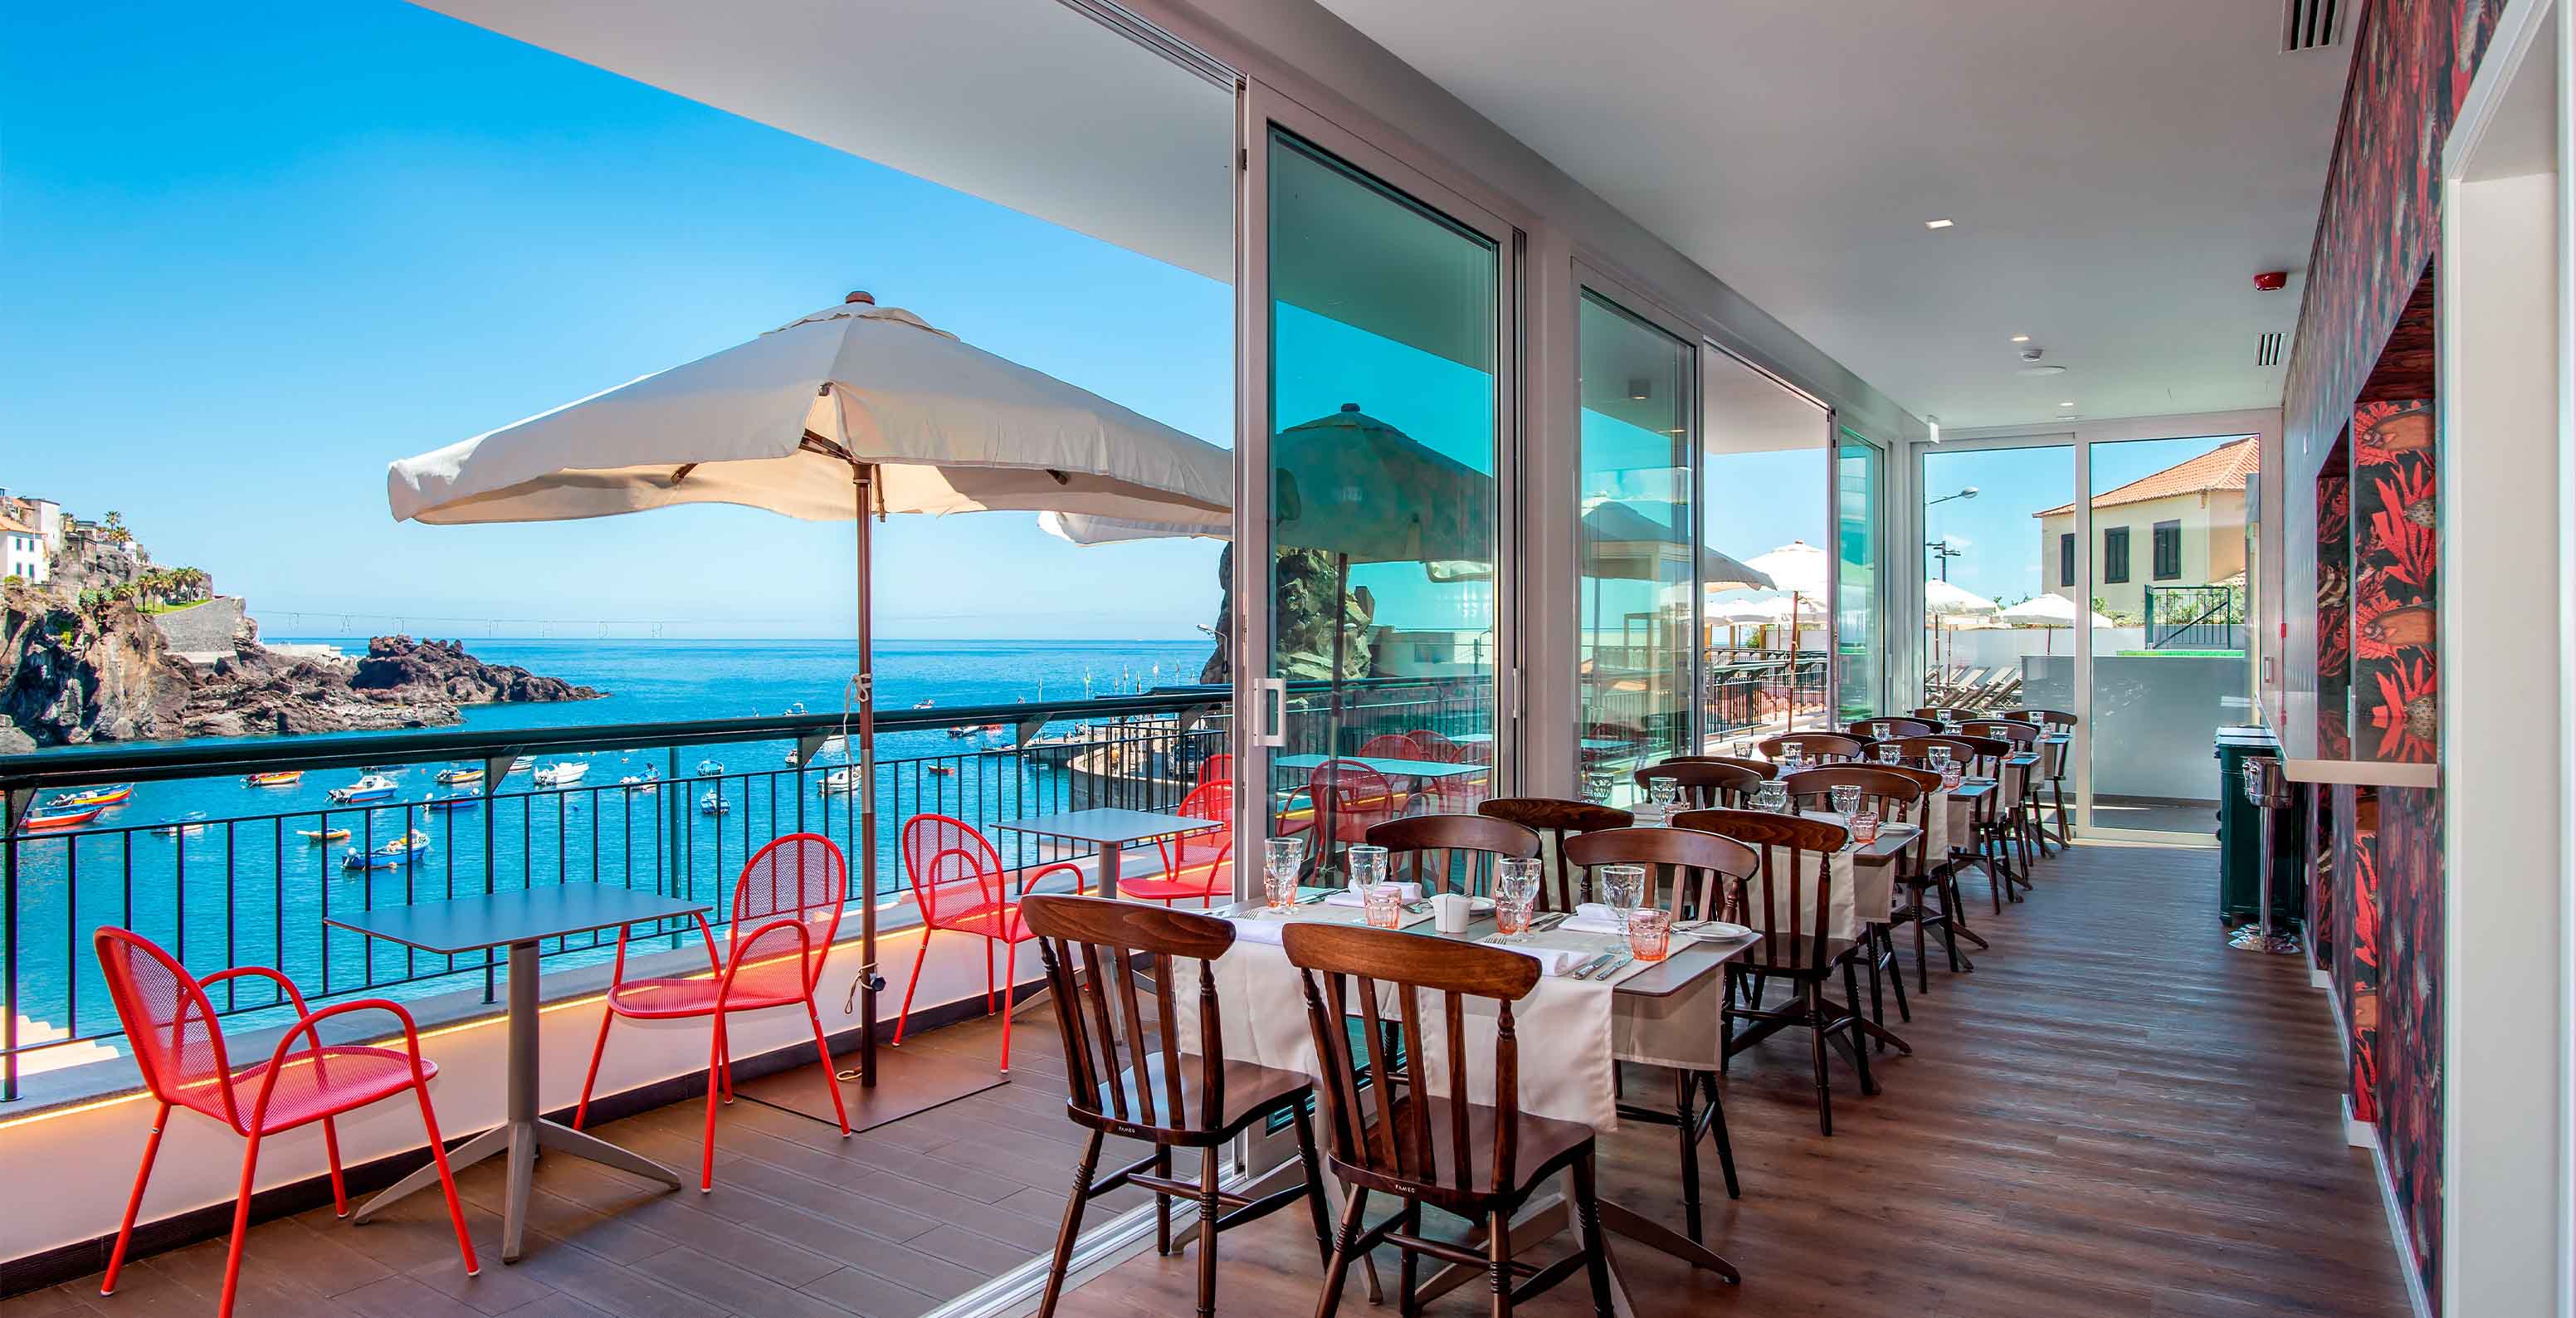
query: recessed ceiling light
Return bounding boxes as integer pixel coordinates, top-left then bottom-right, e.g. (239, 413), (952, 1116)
(2010, 334), (2032, 344)
(2059, 401), (2075, 408)
(1924, 218), (1954, 230)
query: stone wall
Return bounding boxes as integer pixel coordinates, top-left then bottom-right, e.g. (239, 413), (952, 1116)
(146, 595), (247, 657)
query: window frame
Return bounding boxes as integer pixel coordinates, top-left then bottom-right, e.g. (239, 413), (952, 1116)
(2151, 518), (2183, 580)
(2058, 531), (2076, 587)
(2101, 525), (2131, 584)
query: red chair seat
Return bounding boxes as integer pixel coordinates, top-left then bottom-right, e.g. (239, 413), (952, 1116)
(1120, 860), (1233, 903)
(936, 899), (1037, 943)
(606, 976), (801, 1018)
(227, 1046), (432, 1133)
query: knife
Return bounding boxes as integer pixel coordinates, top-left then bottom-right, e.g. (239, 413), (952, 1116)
(1531, 911), (1571, 932)
(1588, 954), (1634, 980)
(1570, 951), (1619, 980)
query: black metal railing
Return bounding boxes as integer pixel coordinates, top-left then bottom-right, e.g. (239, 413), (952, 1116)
(2144, 583), (2246, 650)
(0, 675), (1495, 1098)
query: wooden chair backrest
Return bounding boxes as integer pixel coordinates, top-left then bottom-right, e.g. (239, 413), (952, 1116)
(1632, 759), (1763, 808)
(1563, 826), (1754, 920)
(1019, 894), (1236, 1139)
(1476, 797), (1632, 910)
(1671, 808), (1846, 972)
(1759, 732), (1868, 764)
(1283, 923), (1540, 1210)
(1998, 708), (2076, 730)
(1364, 813), (1542, 898)
(1779, 765), (1930, 875)
(1848, 716), (1937, 740)
(1656, 754), (1778, 780)
(1957, 719), (2040, 747)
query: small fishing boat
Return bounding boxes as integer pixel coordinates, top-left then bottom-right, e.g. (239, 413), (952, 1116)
(328, 774), (399, 804)
(618, 769), (661, 795)
(784, 735), (848, 767)
(50, 783), (134, 808)
(819, 768), (861, 795)
(244, 770), (303, 788)
(925, 764), (957, 777)
(914, 697), (936, 710)
(298, 826), (352, 843)
(423, 792), (481, 812)
(343, 830), (432, 871)
(506, 754), (534, 774)
(979, 723), (1007, 735)
(694, 759), (725, 778)
(433, 766), (485, 786)
(697, 790), (731, 816)
(152, 812), (211, 837)
(533, 761), (590, 788)
(22, 802), (105, 831)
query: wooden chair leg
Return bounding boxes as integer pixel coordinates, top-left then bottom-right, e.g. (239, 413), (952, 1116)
(1035, 1130), (1102, 1318)
(1313, 1186), (1371, 1318)
(1572, 1154), (1615, 1318)
(1293, 1106), (1336, 1267)
(1913, 906), (1930, 993)
(1805, 980), (1833, 1135)
(1841, 959), (1876, 1096)
(1197, 1145), (1222, 1318)
(1400, 1200), (1424, 1317)
(1673, 1069), (1702, 1242)
(1154, 1147), (1173, 1254)
(1882, 925), (1911, 1022)
(1701, 1071), (1740, 1199)
(1486, 1202), (1515, 1318)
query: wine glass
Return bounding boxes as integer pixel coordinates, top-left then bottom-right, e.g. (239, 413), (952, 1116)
(1829, 784), (1863, 818)
(1598, 863), (1647, 916)
(1262, 837), (1305, 912)
(1494, 858), (1542, 940)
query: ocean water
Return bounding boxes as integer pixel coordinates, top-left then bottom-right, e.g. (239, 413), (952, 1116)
(4, 638), (1215, 1058)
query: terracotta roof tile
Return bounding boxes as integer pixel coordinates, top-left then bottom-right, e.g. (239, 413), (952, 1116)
(2032, 437), (2258, 517)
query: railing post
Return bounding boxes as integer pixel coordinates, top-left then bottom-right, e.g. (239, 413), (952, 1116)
(5, 822), (18, 1103)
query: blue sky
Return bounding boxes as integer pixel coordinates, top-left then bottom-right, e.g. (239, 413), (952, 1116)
(1, 0), (1232, 640)
(1920, 434), (2248, 605)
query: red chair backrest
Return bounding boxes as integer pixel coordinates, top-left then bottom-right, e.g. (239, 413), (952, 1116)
(1162, 779), (1236, 878)
(1312, 758), (1396, 809)
(1198, 752), (1233, 787)
(1354, 734), (1423, 761)
(900, 813), (1007, 930)
(95, 927), (242, 1129)
(727, 833), (847, 997)
(1403, 729), (1461, 763)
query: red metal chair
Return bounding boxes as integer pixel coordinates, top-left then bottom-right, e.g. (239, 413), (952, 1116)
(1354, 733), (1424, 761)
(1119, 780), (1236, 908)
(573, 832), (851, 1189)
(1278, 759), (1399, 869)
(94, 928), (476, 1318)
(1197, 751), (1233, 787)
(894, 813), (1087, 1072)
(1401, 728), (1461, 762)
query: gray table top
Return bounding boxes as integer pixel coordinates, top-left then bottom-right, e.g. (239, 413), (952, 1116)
(1212, 895), (1754, 1000)
(1272, 753), (1488, 779)
(324, 886), (711, 954)
(994, 807), (1222, 847)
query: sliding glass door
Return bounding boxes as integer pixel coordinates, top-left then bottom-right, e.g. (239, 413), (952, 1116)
(1834, 430), (1885, 720)
(1237, 90), (1514, 880)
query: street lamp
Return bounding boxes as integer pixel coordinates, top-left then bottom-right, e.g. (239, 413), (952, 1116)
(1923, 488), (1976, 581)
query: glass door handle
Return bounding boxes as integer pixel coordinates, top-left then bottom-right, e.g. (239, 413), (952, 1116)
(1256, 677), (1288, 748)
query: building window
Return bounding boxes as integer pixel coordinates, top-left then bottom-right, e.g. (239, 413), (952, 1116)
(2058, 533), (2075, 586)
(2152, 520), (2183, 579)
(2101, 526), (2130, 584)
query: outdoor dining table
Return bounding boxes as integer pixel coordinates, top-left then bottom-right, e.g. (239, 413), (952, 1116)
(326, 885), (710, 1262)
(1185, 889), (1755, 1304)
(993, 806), (1220, 901)
(1271, 751), (1490, 780)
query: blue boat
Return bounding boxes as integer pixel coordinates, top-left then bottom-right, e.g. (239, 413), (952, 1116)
(328, 774), (399, 804)
(423, 793), (481, 812)
(343, 830), (431, 871)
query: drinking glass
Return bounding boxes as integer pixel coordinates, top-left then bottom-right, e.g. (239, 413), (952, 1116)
(1362, 882), (1407, 930)
(1926, 746), (1954, 773)
(1624, 908), (1673, 963)
(1753, 782), (1790, 814)
(1494, 861), (1541, 940)
(1778, 751), (1805, 776)
(1262, 837), (1305, 912)
(1875, 745), (1903, 765)
(1346, 843), (1388, 891)
(1598, 863), (1647, 915)
(1851, 809), (1882, 847)
(1650, 779), (1683, 812)
(1829, 784), (1863, 818)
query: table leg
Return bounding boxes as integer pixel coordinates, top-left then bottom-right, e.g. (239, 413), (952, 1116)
(1097, 838), (1121, 901)
(353, 940), (686, 1263)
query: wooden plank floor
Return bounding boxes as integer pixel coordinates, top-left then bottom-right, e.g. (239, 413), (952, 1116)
(1052, 842), (2414, 1318)
(9, 842), (2409, 1317)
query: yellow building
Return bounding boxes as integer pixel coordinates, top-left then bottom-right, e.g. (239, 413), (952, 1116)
(2033, 437), (2255, 621)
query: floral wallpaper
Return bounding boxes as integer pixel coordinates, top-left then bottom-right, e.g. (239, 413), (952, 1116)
(2319, 465), (2354, 759)
(2353, 399), (2438, 764)
(2376, 788), (2445, 1291)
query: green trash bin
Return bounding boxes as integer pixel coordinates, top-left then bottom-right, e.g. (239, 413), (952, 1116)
(2214, 727), (2303, 935)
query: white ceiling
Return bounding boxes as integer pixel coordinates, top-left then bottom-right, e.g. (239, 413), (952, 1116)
(1314, 0), (2351, 429)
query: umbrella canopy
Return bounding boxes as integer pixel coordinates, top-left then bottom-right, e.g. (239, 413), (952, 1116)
(1924, 579), (2000, 617)
(389, 296), (1228, 528)
(386, 293), (1232, 1087)
(1574, 500), (1776, 591)
(1709, 594), (1793, 624)
(1742, 540), (1830, 597)
(1998, 593), (2116, 627)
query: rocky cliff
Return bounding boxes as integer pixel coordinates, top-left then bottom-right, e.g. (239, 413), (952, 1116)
(1, 581), (603, 750)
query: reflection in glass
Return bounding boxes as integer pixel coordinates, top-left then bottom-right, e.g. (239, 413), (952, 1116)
(1835, 430), (1884, 720)
(1265, 129), (1499, 871)
(1576, 290), (1692, 802)
(1700, 347), (1832, 747)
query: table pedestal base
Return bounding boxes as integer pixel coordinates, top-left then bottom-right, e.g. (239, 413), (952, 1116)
(355, 1117), (685, 1261)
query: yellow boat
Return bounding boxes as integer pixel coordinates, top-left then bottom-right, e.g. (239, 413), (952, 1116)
(433, 766), (485, 785)
(53, 783), (134, 808)
(246, 770), (303, 787)
(297, 827), (352, 844)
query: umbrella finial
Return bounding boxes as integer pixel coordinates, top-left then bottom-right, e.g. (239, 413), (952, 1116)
(1339, 403), (1359, 412)
(844, 290), (876, 305)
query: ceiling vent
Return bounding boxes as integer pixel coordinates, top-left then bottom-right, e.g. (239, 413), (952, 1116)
(2255, 331), (2286, 367)
(2281, 0), (2344, 51)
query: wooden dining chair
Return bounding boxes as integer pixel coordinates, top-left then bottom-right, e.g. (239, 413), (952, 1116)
(1631, 759), (1763, 808)
(1476, 797), (1633, 910)
(1365, 813), (1541, 897)
(1847, 715), (1937, 740)
(1943, 734), (2027, 905)
(1017, 895), (1335, 1318)
(1655, 754), (1778, 781)
(1671, 808), (1874, 1135)
(1780, 766), (1959, 998)
(1562, 827), (1751, 1240)
(1756, 732), (1867, 764)
(1958, 720), (2049, 865)
(1997, 707), (2076, 847)
(1283, 924), (1617, 1318)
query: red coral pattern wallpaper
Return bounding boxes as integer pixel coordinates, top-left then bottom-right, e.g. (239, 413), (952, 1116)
(2318, 465), (2354, 759)
(2353, 399), (2437, 763)
(2338, 788), (2380, 1127)
(2376, 788), (2444, 1292)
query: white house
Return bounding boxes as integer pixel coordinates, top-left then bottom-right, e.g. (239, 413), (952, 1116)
(1, 510), (46, 584)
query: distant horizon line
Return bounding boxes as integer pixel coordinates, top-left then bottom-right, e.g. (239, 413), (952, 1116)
(262, 634), (1217, 646)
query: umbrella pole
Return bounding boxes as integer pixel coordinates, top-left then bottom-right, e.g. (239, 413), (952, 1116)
(851, 467), (881, 1088)
(1324, 551), (1349, 876)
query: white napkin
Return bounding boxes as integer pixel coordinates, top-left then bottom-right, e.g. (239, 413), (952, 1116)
(1224, 916), (1286, 945)
(1559, 902), (1628, 935)
(1483, 942), (1592, 975)
(1323, 881), (1424, 906)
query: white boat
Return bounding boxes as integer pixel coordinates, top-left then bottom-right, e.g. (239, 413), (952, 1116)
(819, 768), (863, 795)
(697, 789), (731, 816)
(618, 768), (661, 794)
(151, 811), (211, 837)
(506, 754), (534, 774)
(533, 761), (589, 787)
(784, 735), (848, 766)
(694, 759), (725, 778)
(343, 829), (432, 870)
(328, 774), (399, 803)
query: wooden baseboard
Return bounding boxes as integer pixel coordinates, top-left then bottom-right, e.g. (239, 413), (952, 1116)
(0, 986), (1027, 1300)
(2370, 1135), (2434, 1318)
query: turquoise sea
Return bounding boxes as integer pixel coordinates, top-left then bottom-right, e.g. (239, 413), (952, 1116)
(3, 638), (1215, 1059)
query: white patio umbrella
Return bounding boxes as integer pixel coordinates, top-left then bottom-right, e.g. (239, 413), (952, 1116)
(387, 292), (1231, 1085)
(1997, 592), (2116, 655)
(1923, 579), (1999, 618)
